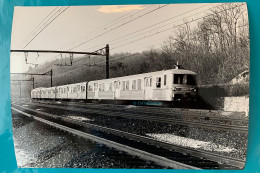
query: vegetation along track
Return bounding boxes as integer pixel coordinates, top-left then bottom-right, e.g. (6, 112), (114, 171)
(16, 100), (248, 133)
(12, 103), (245, 169)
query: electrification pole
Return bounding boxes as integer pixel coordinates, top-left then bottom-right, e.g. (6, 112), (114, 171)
(106, 44), (109, 79)
(32, 77), (34, 89)
(50, 69), (53, 87)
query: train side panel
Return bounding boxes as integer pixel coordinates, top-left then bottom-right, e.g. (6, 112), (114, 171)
(66, 82), (87, 100)
(87, 71), (175, 101)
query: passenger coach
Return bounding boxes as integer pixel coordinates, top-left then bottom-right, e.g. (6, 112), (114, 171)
(87, 68), (197, 102)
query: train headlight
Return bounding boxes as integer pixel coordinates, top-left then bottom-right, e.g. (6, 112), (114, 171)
(190, 88), (197, 92)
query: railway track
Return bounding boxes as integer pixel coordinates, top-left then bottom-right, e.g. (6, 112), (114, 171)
(17, 98), (248, 122)
(14, 100), (248, 133)
(12, 103), (245, 169)
(28, 99), (247, 120)
(26, 99), (248, 124)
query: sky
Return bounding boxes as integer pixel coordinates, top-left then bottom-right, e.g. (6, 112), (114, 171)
(10, 3), (241, 73)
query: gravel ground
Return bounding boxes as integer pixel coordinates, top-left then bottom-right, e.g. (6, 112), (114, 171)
(13, 104), (248, 160)
(12, 111), (164, 168)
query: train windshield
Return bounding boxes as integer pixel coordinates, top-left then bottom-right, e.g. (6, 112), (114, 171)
(173, 74), (196, 85)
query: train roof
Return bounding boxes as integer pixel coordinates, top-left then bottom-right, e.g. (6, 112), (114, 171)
(56, 81), (87, 88)
(89, 68), (196, 83)
(31, 87), (45, 91)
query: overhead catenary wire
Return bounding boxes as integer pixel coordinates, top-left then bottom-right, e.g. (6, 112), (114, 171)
(68, 4), (169, 51)
(111, 3), (246, 51)
(63, 5), (154, 50)
(23, 6), (70, 49)
(86, 3), (213, 51)
(108, 3), (246, 51)
(43, 5), (168, 66)
(18, 6), (60, 49)
(101, 5), (154, 30)
(22, 3), (247, 71)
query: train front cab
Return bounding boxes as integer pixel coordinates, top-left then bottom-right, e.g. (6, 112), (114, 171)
(171, 72), (197, 102)
(144, 70), (197, 103)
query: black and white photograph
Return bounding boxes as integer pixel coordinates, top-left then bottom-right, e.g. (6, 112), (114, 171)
(10, 3), (249, 169)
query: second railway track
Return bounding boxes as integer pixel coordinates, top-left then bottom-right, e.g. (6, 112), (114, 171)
(15, 100), (248, 133)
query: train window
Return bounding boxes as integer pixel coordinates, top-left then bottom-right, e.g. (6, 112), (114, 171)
(137, 79), (141, 90)
(114, 81), (117, 89)
(93, 84), (97, 90)
(109, 83), (112, 91)
(88, 85), (92, 91)
(99, 83), (104, 91)
(145, 78), (149, 87)
(82, 86), (86, 92)
(187, 75), (196, 85)
(132, 80), (136, 90)
(183, 75), (187, 84)
(102, 83), (105, 91)
(156, 77), (161, 88)
(150, 78), (152, 87)
(126, 81), (129, 90)
(121, 81), (125, 91)
(164, 75), (167, 85)
(174, 74), (183, 84)
(104, 83), (109, 91)
(173, 74), (196, 85)
(77, 86), (80, 91)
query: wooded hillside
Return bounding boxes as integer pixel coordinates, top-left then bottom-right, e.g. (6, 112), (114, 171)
(27, 3), (249, 89)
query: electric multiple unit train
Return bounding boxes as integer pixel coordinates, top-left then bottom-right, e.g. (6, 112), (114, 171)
(31, 67), (197, 104)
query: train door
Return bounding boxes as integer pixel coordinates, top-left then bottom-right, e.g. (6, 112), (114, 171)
(94, 83), (98, 98)
(77, 85), (80, 99)
(144, 77), (153, 100)
(114, 81), (120, 99)
(67, 87), (69, 99)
